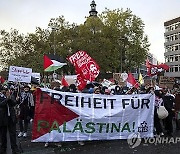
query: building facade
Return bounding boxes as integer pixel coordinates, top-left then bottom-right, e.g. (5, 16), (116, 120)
(164, 17), (180, 78)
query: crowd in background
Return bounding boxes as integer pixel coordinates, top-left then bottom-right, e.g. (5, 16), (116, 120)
(0, 80), (180, 153)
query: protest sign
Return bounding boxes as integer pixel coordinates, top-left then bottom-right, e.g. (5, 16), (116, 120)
(8, 66), (32, 83)
(113, 73), (125, 86)
(101, 79), (113, 87)
(159, 76), (174, 84)
(64, 75), (77, 85)
(32, 88), (155, 142)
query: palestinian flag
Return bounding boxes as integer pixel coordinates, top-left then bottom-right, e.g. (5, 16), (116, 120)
(43, 54), (67, 72)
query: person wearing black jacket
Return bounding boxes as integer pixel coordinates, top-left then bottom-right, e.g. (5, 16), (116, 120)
(163, 89), (175, 136)
(17, 85), (34, 138)
(0, 86), (20, 154)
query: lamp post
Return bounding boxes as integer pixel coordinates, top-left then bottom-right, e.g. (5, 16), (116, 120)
(120, 46), (123, 73)
(119, 37), (126, 73)
(48, 19), (59, 79)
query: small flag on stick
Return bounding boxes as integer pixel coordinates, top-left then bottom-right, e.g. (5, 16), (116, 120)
(126, 73), (139, 89)
(138, 73), (144, 85)
(61, 76), (69, 87)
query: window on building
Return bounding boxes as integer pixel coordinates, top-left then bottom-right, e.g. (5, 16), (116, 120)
(165, 26), (169, 32)
(168, 26), (171, 31)
(165, 56), (168, 62)
(169, 45), (172, 51)
(166, 36), (170, 42)
(175, 24), (178, 29)
(166, 26), (169, 31)
(170, 35), (174, 41)
(165, 46), (169, 52)
(175, 55), (179, 61)
(170, 56), (174, 62)
(170, 67), (173, 72)
(175, 45), (179, 51)
(165, 47), (167, 52)
(171, 25), (174, 31)
(175, 33), (178, 40)
(175, 65), (179, 72)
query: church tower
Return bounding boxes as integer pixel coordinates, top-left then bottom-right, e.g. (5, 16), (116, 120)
(89, 0), (98, 17)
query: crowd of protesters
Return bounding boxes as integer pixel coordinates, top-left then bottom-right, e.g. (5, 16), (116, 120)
(0, 79), (180, 153)
(37, 80), (180, 137)
(0, 82), (36, 154)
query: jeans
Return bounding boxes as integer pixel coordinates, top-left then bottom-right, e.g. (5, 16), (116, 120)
(19, 119), (28, 133)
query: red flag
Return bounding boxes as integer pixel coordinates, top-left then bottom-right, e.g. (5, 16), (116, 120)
(61, 76), (69, 87)
(76, 74), (87, 91)
(146, 60), (169, 76)
(73, 62), (87, 91)
(126, 73), (139, 89)
(68, 50), (100, 91)
(146, 59), (151, 68)
(0, 76), (5, 84)
(158, 63), (169, 70)
(68, 51), (100, 81)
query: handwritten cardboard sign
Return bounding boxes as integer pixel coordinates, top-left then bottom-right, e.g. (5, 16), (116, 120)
(8, 66), (32, 83)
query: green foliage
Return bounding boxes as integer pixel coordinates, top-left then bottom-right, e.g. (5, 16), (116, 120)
(0, 9), (149, 74)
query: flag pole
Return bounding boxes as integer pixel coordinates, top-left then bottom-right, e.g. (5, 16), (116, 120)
(125, 74), (148, 94)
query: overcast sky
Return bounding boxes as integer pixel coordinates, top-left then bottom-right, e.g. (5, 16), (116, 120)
(0, 0), (180, 63)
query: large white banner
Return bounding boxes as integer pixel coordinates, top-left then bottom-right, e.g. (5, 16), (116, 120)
(8, 66), (32, 83)
(32, 88), (155, 142)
